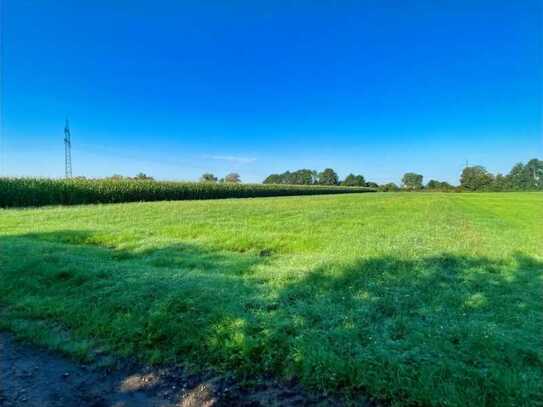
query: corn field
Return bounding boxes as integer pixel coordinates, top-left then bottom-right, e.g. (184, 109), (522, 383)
(0, 178), (375, 208)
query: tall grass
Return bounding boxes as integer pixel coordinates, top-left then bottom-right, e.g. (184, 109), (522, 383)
(0, 178), (375, 208)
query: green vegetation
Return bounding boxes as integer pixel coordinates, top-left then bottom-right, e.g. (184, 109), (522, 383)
(0, 178), (373, 208)
(224, 172), (241, 183)
(318, 168), (340, 185)
(0, 192), (542, 406)
(404, 159), (543, 192)
(426, 180), (455, 191)
(264, 169), (320, 185)
(460, 166), (496, 191)
(262, 158), (543, 192)
(341, 173), (366, 187)
(401, 172), (424, 190)
(200, 173), (219, 182)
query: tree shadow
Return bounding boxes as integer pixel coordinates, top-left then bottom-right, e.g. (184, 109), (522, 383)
(1, 231), (542, 405)
(0, 230), (271, 363)
(268, 253), (543, 405)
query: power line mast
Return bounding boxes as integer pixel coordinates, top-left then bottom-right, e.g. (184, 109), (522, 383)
(64, 119), (72, 178)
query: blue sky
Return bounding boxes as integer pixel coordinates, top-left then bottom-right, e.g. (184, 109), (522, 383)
(1, 1), (542, 184)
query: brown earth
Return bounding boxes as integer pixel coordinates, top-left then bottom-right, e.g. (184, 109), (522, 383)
(0, 332), (378, 406)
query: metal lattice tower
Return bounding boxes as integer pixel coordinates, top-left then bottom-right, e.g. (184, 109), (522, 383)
(64, 119), (72, 178)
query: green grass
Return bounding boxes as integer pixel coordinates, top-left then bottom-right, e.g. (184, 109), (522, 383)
(1, 192), (542, 406)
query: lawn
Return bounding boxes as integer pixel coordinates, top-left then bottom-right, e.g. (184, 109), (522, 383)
(0, 192), (541, 406)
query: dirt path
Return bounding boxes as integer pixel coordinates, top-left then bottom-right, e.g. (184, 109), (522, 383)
(0, 332), (365, 406)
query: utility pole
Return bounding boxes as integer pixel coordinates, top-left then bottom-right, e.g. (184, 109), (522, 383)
(64, 118), (72, 178)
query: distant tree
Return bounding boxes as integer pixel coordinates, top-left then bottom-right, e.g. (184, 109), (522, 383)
(380, 182), (400, 192)
(341, 174), (354, 186)
(528, 159), (543, 189)
(318, 168), (339, 185)
(134, 172), (154, 181)
(492, 159), (543, 191)
(365, 181), (379, 189)
(426, 180), (441, 190)
(224, 173), (241, 183)
(290, 169), (317, 185)
(264, 169), (318, 185)
(460, 166), (494, 191)
(200, 173), (218, 182)
(310, 170), (319, 184)
(439, 182), (455, 191)
(427, 180), (455, 191)
(263, 174), (283, 184)
(506, 163), (528, 190)
(402, 173), (423, 190)
(342, 173), (366, 186)
(492, 173), (511, 191)
(516, 159), (543, 190)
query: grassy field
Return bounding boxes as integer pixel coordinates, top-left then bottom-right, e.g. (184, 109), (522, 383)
(0, 192), (542, 406)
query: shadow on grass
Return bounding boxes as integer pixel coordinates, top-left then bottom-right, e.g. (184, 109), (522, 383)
(1, 230), (542, 405)
(271, 254), (542, 405)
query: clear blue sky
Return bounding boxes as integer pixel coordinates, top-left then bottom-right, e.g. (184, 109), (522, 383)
(1, 1), (542, 184)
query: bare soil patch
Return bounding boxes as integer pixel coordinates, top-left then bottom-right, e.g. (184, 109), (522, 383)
(0, 332), (367, 406)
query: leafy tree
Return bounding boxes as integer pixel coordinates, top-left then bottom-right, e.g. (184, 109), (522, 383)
(134, 172), (154, 181)
(523, 159), (543, 190)
(291, 169), (318, 185)
(279, 171), (291, 184)
(263, 169), (319, 185)
(365, 181), (379, 189)
(402, 173), (423, 190)
(460, 166), (494, 191)
(492, 173), (511, 191)
(224, 173), (241, 183)
(263, 174), (283, 184)
(438, 182), (455, 191)
(427, 180), (455, 191)
(426, 180), (441, 189)
(342, 173), (366, 186)
(318, 168), (339, 185)
(507, 163), (529, 190)
(380, 182), (400, 192)
(200, 173), (218, 182)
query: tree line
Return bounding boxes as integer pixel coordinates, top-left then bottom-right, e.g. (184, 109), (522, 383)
(459, 158), (542, 191)
(262, 158), (543, 192)
(263, 168), (371, 187)
(96, 158), (542, 192)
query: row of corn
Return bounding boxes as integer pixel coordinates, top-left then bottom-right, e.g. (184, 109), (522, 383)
(0, 178), (375, 208)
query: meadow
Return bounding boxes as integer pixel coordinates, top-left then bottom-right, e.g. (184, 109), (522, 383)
(0, 192), (541, 406)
